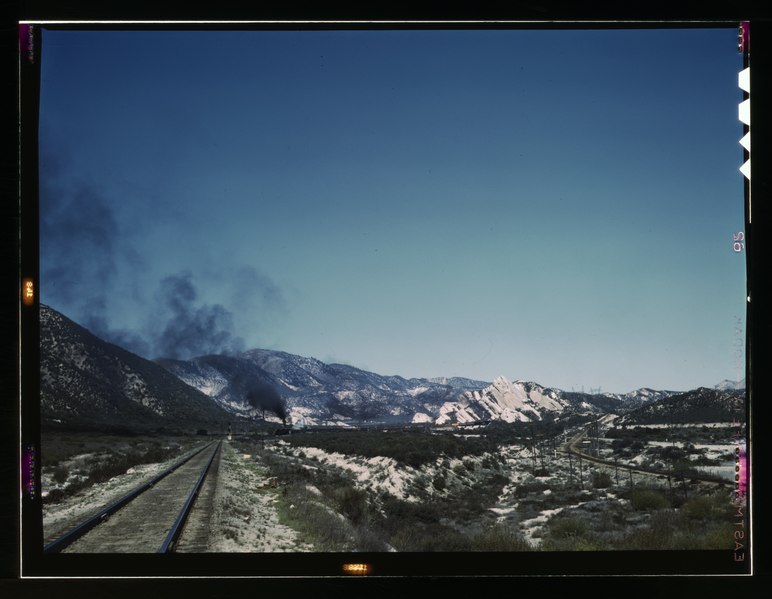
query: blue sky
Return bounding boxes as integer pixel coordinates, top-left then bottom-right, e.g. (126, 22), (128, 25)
(37, 27), (746, 393)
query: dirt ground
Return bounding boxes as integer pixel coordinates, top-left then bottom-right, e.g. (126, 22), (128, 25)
(206, 441), (314, 552)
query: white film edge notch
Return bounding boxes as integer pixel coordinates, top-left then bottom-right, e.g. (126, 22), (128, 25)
(738, 67), (750, 180)
(739, 67), (750, 93)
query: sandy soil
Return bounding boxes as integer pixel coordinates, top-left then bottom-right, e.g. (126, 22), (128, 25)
(206, 441), (314, 552)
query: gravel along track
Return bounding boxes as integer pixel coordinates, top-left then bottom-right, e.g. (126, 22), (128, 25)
(173, 441), (222, 553)
(61, 442), (221, 553)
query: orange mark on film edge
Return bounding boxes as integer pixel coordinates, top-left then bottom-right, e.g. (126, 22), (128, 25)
(22, 278), (34, 306)
(342, 563), (372, 576)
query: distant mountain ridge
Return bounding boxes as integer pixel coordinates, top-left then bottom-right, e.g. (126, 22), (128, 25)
(617, 387), (746, 425)
(39, 305), (740, 430)
(714, 378), (746, 391)
(157, 349), (678, 426)
(158, 348), (465, 425)
(427, 378), (680, 425)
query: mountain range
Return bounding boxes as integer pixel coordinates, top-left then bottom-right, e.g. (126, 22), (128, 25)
(39, 304), (235, 431)
(616, 387), (746, 425)
(38, 305), (746, 431)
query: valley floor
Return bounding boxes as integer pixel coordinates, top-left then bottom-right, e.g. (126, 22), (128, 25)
(39, 422), (744, 554)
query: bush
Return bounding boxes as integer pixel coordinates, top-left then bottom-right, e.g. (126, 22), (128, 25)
(514, 480), (548, 498)
(52, 464), (68, 484)
(391, 523), (471, 551)
(591, 471), (613, 488)
(334, 487), (369, 525)
(43, 488), (66, 504)
(630, 488), (670, 511)
(548, 516), (589, 539)
(542, 537), (605, 551)
(282, 430), (495, 468)
(471, 527), (532, 551)
(432, 474), (446, 492)
(380, 495), (441, 528)
(289, 501), (353, 550)
(620, 510), (734, 551)
(682, 494), (727, 521)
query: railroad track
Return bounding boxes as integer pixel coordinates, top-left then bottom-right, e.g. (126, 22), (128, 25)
(44, 440), (222, 554)
(560, 425), (729, 487)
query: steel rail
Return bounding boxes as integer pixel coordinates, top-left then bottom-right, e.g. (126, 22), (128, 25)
(560, 426), (729, 486)
(43, 440), (216, 554)
(158, 440), (222, 553)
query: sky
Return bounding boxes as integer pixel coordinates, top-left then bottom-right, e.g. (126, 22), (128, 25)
(36, 26), (747, 393)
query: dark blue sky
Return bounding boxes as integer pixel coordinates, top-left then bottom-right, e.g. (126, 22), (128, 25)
(38, 27), (746, 392)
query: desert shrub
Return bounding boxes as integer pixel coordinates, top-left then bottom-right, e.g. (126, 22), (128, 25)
(670, 461), (704, 479)
(470, 527), (533, 551)
(52, 464), (68, 484)
(630, 488), (670, 511)
(282, 430), (495, 467)
(43, 488), (66, 504)
(139, 444), (174, 465)
(380, 495), (441, 526)
(86, 454), (135, 485)
(620, 525), (671, 550)
(658, 446), (686, 462)
(682, 494), (728, 521)
(353, 527), (391, 552)
(287, 501), (353, 550)
(619, 506), (735, 551)
(259, 451), (313, 482)
(591, 471), (613, 489)
(542, 537), (605, 551)
(481, 455), (499, 470)
(392, 523), (471, 551)
(689, 454), (719, 466)
(488, 473), (510, 488)
(548, 516), (589, 539)
(432, 474), (447, 492)
(514, 480), (548, 498)
(698, 522), (736, 550)
(333, 486), (369, 525)
(541, 522), (605, 551)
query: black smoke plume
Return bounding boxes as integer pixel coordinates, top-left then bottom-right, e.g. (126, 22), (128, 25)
(39, 150), (151, 354)
(40, 147), (118, 322)
(246, 383), (287, 424)
(153, 272), (245, 360)
(39, 150), (286, 362)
